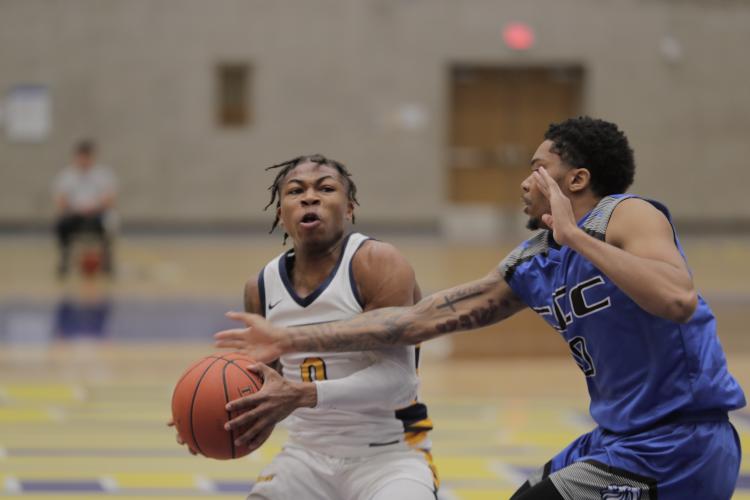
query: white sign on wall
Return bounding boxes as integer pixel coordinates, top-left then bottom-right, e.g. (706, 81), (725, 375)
(5, 85), (51, 142)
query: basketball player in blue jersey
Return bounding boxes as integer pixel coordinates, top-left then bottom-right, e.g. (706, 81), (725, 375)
(217, 155), (437, 500)
(217, 118), (745, 500)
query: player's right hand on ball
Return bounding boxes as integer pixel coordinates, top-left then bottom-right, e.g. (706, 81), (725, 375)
(214, 312), (286, 363)
(166, 419), (197, 455)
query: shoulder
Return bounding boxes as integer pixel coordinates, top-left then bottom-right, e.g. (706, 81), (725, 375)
(351, 238), (417, 309)
(94, 165), (117, 181)
(352, 239), (414, 277)
(606, 197), (674, 248)
(499, 230), (551, 281)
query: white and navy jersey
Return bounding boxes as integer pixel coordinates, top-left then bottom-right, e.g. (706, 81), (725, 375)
(499, 195), (746, 433)
(258, 232), (431, 456)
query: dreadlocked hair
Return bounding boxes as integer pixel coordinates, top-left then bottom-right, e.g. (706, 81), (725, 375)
(264, 154), (359, 244)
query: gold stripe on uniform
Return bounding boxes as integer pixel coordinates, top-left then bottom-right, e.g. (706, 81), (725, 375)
(419, 449), (440, 491)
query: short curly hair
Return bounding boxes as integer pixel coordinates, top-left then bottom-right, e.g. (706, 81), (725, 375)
(544, 116), (635, 196)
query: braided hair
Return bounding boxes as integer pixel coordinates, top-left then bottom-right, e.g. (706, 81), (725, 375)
(264, 154), (359, 244)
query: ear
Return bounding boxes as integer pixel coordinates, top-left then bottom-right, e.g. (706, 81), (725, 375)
(345, 201), (354, 222)
(277, 207), (283, 227)
(568, 168), (591, 194)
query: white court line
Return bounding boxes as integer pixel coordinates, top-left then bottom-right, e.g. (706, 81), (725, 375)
(436, 489), (460, 500)
(46, 407), (66, 421)
(100, 475), (118, 492)
(4, 477), (21, 493)
(72, 385), (87, 402)
(195, 475), (216, 493)
(488, 459), (528, 486)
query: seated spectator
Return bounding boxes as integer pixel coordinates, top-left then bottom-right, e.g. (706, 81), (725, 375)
(52, 140), (117, 278)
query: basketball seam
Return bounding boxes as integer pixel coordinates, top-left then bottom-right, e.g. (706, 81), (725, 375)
(172, 355), (225, 395)
(221, 361), (237, 459)
(222, 358), (263, 391)
(221, 357), (263, 459)
(188, 356), (227, 457)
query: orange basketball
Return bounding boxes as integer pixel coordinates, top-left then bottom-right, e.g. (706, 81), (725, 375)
(171, 352), (263, 459)
(79, 248), (101, 277)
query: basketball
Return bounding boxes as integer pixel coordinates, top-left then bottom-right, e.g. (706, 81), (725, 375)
(79, 248), (101, 277)
(171, 352), (264, 460)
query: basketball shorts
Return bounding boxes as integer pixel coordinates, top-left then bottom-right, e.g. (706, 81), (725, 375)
(524, 417), (741, 500)
(247, 442), (438, 500)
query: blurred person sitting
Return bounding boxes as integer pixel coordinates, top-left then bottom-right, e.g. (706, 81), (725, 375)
(52, 140), (117, 278)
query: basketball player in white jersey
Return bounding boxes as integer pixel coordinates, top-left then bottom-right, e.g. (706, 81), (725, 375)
(223, 155), (437, 500)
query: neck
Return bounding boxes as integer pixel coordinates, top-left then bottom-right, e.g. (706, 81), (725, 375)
(290, 232), (347, 282)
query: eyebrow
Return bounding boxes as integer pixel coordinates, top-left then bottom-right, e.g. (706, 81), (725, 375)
(530, 158), (543, 167)
(284, 175), (338, 186)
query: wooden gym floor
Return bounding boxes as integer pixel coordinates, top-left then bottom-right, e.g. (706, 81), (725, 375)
(1, 234), (748, 499)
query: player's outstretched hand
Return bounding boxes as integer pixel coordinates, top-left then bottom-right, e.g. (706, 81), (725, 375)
(533, 166), (579, 246)
(223, 362), (316, 452)
(166, 419), (197, 455)
(214, 312), (286, 363)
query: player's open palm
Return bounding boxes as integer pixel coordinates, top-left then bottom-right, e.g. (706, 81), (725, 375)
(214, 312), (284, 363)
(534, 167), (578, 246)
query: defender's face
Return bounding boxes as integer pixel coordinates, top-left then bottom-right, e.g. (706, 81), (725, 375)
(521, 140), (569, 230)
(278, 162), (353, 248)
(74, 152), (94, 170)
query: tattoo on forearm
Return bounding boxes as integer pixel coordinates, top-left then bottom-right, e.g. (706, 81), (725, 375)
(436, 285), (484, 312)
(285, 273), (518, 351)
(290, 307), (409, 352)
(435, 298), (513, 334)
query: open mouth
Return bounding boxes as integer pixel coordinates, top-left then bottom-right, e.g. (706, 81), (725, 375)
(299, 212), (321, 228)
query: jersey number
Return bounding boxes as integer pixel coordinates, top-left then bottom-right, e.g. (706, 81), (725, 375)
(568, 337), (595, 377)
(300, 357), (328, 382)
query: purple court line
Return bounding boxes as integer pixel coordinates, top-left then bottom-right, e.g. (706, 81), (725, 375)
(21, 480), (103, 492)
(215, 481), (254, 493)
(16, 479), (253, 494)
(8, 448), (192, 457)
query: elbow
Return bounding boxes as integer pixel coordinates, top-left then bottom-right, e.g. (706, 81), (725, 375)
(669, 289), (698, 323)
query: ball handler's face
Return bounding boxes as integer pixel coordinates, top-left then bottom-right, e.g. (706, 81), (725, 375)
(278, 162), (353, 249)
(521, 140), (570, 231)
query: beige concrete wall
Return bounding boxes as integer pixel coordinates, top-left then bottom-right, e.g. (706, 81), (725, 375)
(1, 0), (749, 228)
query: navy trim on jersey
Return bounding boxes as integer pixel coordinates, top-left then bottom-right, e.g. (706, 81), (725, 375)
(257, 271), (266, 317)
(348, 236), (371, 309)
(542, 460), (552, 479)
(278, 233), (353, 308)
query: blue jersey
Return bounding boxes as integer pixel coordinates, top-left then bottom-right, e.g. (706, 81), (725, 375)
(500, 194), (745, 433)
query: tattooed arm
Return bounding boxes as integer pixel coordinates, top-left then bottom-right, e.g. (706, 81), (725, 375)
(215, 267), (527, 362)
